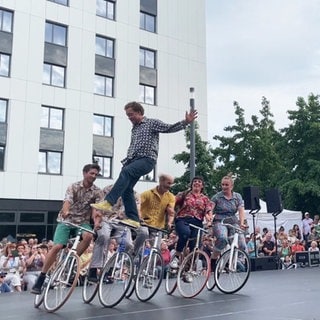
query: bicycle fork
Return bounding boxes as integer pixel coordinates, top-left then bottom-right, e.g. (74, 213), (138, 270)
(228, 233), (239, 272)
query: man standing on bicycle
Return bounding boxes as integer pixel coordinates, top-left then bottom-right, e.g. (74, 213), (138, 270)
(210, 173), (247, 267)
(87, 184), (140, 282)
(31, 163), (103, 294)
(133, 174), (176, 254)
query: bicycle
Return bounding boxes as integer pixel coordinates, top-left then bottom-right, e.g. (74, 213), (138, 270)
(165, 223), (211, 298)
(212, 217), (251, 294)
(133, 223), (168, 302)
(82, 219), (134, 305)
(43, 220), (96, 312)
(97, 220), (135, 308)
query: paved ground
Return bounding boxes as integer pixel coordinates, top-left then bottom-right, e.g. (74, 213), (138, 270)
(1, 267), (319, 320)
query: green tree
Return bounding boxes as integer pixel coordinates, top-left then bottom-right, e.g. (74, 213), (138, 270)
(279, 93), (320, 213)
(211, 97), (285, 197)
(171, 124), (217, 197)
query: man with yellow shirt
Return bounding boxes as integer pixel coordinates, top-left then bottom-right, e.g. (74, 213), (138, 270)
(133, 174), (175, 253)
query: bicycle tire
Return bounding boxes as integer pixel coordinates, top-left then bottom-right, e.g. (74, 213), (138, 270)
(214, 248), (250, 294)
(43, 252), (80, 312)
(125, 253), (140, 299)
(82, 274), (99, 304)
(177, 249), (210, 298)
(206, 271), (216, 291)
(33, 274), (50, 308)
(98, 251), (133, 307)
(135, 251), (163, 302)
(165, 255), (178, 295)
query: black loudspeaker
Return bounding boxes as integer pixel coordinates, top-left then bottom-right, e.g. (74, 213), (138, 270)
(265, 188), (283, 213)
(243, 186), (260, 210)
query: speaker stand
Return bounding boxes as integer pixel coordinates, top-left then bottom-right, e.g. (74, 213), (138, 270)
(272, 211), (281, 268)
(249, 208), (260, 258)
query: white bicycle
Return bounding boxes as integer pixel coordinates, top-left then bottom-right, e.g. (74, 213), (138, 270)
(213, 218), (251, 294)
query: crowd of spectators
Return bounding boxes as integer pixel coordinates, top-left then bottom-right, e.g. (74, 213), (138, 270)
(244, 213), (320, 265)
(0, 237), (54, 293)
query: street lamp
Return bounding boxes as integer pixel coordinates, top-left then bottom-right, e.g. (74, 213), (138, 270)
(190, 87), (195, 180)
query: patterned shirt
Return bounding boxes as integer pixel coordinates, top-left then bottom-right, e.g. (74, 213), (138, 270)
(59, 181), (103, 224)
(175, 191), (213, 221)
(211, 191), (244, 221)
(122, 117), (187, 165)
(140, 187), (176, 228)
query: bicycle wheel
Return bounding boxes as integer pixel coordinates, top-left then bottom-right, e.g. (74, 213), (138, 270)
(206, 271), (216, 291)
(177, 249), (210, 298)
(165, 255), (178, 295)
(34, 274), (50, 308)
(82, 273), (99, 304)
(125, 253), (141, 299)
(135, 251), (163, 302)
(215, 248), (250, 294)
(43, 252), (80, 312)
(98, 252), (133, 307)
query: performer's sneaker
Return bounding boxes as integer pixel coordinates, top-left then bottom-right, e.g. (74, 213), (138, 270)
(90, 200), (112, 211)
(121, 218), (140, 228)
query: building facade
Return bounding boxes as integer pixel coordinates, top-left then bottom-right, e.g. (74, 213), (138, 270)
(0, 0), (207, 241)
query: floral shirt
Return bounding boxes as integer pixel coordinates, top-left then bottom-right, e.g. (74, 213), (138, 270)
(58, 180), (103, 224)
(175, 191), (213, 221)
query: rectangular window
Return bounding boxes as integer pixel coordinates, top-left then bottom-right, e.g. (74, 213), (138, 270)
(140, 12), (156, 33)
(96, 35), (114, 58)
(41, 106), (64, 130)
(45, 21), (67, 46)
(0, 8), (13, 32)
(43, 63), (65, 87)
(140, 48), (156, 68)
(96, 0), (115, 20)
(0, 212), (15, 223)
(93, 156), (112, 178)
(20, 212), (45, 223)
(47, 0), (68, 5)
(0, 99), (8, 123)
(139, 84), (155, 105)
(0, 53), (10, 77)
(93, 114), (113, 136)
(0, 146), (4, 171)
(39, 151), (62, 174)
(94, 74), (113, 97)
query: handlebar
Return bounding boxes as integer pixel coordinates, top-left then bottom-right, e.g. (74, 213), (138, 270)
(140, 222), (170, 234)
(188, 223), (209, 234)
(221, 218), (245, 234)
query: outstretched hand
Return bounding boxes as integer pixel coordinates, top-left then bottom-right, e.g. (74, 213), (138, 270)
(185, 110), (198, 124)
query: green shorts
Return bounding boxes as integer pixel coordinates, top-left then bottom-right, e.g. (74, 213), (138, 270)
(53, 222), (92, 246)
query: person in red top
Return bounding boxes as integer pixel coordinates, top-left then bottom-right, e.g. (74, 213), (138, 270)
(158, 240), (171, 278)
(291, 239), (306, 256)
(170, 176), (213, 268)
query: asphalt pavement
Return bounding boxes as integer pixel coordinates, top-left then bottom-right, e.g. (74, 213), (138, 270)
(1, 267), (319, 320)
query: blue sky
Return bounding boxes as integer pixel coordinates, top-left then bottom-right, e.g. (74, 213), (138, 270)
(206, 0), (320, 142)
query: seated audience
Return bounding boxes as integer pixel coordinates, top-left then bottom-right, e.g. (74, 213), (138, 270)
(262, 233), (276, 256)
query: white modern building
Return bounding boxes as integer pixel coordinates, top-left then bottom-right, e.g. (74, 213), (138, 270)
(0, 0), (207, 240)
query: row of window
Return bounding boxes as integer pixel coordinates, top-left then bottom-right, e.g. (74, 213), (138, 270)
(0, 99), (155, 181)
(0, 5), (157, 104)
(48, 0), (156, 31)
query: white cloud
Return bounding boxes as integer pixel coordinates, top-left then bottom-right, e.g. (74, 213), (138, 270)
(206, 0), (320, 141)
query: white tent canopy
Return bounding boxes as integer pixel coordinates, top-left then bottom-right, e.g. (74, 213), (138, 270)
(245, 200), (303, 234)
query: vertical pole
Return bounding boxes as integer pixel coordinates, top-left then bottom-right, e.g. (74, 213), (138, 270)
(190, 87), (195, 180)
